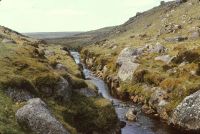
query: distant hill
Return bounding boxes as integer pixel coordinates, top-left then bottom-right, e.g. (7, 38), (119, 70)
(44, 26), (115, 49)
(24, 32), (82, 39)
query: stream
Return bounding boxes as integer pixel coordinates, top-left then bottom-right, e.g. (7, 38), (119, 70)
(70, 51), (180, 134)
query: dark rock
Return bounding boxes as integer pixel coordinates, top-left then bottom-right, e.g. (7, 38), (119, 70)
(120, 121), (126, 128)
(176, 0), (187, 4)
(160, 1), (166, 5)
(5, 88), (34, 102)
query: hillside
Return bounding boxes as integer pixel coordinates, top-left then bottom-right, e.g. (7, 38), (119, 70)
(45, 26), (115, 50)
(24, 32), (82, 39)
(80, 0), (200, 132)
(0, 26), (119, 134)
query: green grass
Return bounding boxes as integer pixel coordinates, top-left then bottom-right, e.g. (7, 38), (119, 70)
(0, 90), (25, 134)
(62, 92), (118, 134)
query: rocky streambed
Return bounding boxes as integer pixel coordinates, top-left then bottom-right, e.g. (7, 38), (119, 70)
(70, 51), (180, 134)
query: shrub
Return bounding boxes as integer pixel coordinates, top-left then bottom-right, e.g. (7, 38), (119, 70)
(172, 50), (200, 64)
(1, 76), (37, 95)
(144, 72), (165, 86)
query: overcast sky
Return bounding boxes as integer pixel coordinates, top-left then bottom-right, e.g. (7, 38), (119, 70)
(0, 0), (172, 32)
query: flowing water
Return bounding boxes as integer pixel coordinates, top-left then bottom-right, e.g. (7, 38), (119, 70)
(70, 51), (180, 134)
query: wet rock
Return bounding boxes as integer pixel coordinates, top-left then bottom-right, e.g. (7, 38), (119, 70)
(155, 55), (173, 64)
(169, 90), (200, 131)
(118, 61), (140, 81)
(142, 105), (156, 115)
(16, 98), (69, 134)
(120, 121), (126, 128)
(125, 108), (137, 121)
(149, 88), (168, 107)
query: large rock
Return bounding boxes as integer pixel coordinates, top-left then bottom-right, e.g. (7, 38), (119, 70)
(118, 61), (140, 81)
(16, 98), (69, 134)
(116, 47), (142, 66)
(169, 90), (200, 131)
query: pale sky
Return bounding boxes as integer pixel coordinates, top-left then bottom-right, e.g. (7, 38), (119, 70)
(0, 0), (171, 32)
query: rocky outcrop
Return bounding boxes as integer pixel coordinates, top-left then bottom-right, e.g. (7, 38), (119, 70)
(116, 47), (140, 66)
(118, 61), (140, 81)
(169, 90), (200, 131)
(16, 98), (69, 134)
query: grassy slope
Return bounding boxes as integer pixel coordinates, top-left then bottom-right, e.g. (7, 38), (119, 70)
(81, 1), (200, 113)
(0, 26), (118, 133)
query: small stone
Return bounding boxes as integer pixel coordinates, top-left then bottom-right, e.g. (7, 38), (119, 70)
(125, 108), (137, 121)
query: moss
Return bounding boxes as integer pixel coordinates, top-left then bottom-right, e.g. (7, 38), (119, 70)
(63, 92), (118, 133)
(33, 73), (60, 97)
(160, 78), (182, 90)
(1, 75), (37, 95)
(120, 82), (152, 101)
(143, 71), (165, 86)
(0, 89), (25, 134)
(47, 99), (78, 134)
(85, 80), (98, 92)
(133, 69), (148, 83)
(63, 73), (88, 89)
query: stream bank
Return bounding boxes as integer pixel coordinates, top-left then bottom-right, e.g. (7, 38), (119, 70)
(70, 51), (180, 134)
